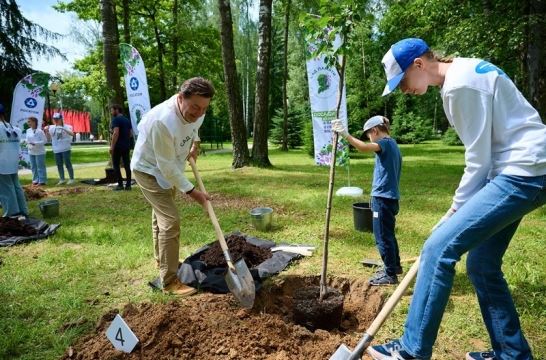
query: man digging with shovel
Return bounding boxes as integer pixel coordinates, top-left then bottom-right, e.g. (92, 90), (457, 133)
(131, 77), (215, 296)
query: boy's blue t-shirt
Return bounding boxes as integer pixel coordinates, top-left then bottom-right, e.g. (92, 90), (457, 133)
(371, 137), (402, 199)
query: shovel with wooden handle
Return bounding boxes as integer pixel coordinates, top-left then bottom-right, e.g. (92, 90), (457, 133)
(188, 158), (255, 308)
(329, 256), (420, 360)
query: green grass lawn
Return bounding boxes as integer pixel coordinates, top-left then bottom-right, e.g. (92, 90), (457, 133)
(2, 142), (545, 359)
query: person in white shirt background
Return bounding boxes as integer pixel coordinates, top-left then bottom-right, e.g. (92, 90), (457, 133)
(45, 112), (75, 185)
(131, 77), (213, 297)
(368, 38), (546, 360)
(25, 116), (47, 186)
(0, 103), (28, 217)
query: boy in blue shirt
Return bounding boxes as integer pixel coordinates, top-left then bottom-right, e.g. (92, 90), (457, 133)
(332, 116), (402, 285)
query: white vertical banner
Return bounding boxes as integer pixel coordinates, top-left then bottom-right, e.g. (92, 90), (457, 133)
(120, 43), (151, 136)
(10, 72), (50, 168)
(10, 72), (49, 129)
(305, 35), (348, 166)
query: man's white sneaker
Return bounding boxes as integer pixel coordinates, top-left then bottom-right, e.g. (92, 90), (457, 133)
(57, 180), (66, 185)
(67, 179), (75, 185)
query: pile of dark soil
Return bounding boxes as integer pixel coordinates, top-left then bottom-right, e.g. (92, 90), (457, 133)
(293, 286), (344, 331)
(62, 276), (384, 360)
(200, 234), (272, 268)
(23, 185), (47, 200)
(0, 217), (38, 237)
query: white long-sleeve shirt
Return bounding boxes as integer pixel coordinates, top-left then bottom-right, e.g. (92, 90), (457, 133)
(47, 124), (73, 153)
(25, 128), (47, 155)
(130, 95), (203, 192)
(441, 58), (546, 210)
(0, 121), (22, 174)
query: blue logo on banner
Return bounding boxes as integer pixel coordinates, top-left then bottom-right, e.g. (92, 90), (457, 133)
(475, 61), (505, 76)
(24, 97), (38, 108)
(130, 77), (139, 91)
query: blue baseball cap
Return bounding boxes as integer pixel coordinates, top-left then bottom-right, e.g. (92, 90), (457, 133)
(381, 38), (429, 96)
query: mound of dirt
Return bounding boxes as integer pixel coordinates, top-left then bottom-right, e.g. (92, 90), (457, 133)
(23, 185), (48, 200)
(50, 187), (89, 196)
(200, 234), (272, 268)
(0, 217), (38, 237)
(62, 276), (383, 360)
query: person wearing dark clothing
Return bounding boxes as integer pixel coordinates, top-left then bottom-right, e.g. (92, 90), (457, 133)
(110, 104), (133, 191)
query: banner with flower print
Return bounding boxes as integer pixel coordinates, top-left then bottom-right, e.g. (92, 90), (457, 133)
(10, 72), (49, 130)
(305, 36), (349, 166)
(10, 72), (50, 168)
(120, 43), (151, 136)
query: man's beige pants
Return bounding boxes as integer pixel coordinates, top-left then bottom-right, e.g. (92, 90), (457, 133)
(134, 170), (180, 287)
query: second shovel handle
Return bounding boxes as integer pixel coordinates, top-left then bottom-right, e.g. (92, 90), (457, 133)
(367, 255), (420, 336)
(188, 158), (234, 269)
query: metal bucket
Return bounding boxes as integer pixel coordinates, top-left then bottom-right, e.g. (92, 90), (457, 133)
(39, 199), (59, 218)
(250, 207), (273, 231)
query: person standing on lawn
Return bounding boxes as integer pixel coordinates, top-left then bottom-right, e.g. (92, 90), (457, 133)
(0, 104), (29, 217)
(109, 104), (133, 191)
(45, 112), (75, 185)
(131, 77), (214, 296)
(367, 38), (546, 360)
(25, 116), (47, 186)
(332, 116), (402, 286)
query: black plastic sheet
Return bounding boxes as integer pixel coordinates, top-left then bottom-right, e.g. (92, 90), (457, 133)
(149, 232), (303, 293)
(0, 217), (60, 247)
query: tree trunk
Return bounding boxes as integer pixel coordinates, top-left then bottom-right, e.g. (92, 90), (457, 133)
(171, 0), (179, 90)
(526, 0), (546, 118)
(218, 0), (250, 168)
(101, 0), (124, 106)
(281, 0), (291, 151)
(122, 0), (130, 44)
(150, 11), (167, 101)
(251, 0), (273, 167)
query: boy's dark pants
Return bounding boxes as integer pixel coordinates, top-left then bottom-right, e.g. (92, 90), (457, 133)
(371, 196), (401, 276)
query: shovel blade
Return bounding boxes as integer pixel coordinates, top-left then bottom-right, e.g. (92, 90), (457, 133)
(329, 344), (353, 360)
(225, 259), (255, 308)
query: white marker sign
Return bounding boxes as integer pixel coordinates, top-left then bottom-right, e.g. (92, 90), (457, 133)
(105, 314), (139, 353)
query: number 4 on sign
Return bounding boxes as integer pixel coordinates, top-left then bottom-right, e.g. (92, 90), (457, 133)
(106, 314), (139, 353)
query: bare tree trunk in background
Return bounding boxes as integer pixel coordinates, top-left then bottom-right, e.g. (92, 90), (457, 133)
(101, 0), (124, 106)
(171, 0), (179, 90)
(281, 0), (291, 151)
(122, 0), (130, 44)
(526, 0), (546, 118)
(218, 0), (250, 168)
(251, 0), (273, 167)
(149, 9), (167, 101)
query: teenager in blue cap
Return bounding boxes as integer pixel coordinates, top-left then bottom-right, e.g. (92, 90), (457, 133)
(367, 38), (546, 360)
(0, 104), (29, 217)
(332, 116), (402, 286)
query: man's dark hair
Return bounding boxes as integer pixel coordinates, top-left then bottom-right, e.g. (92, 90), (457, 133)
(111, 104), (124, 113)
(179, 77), (215, 99)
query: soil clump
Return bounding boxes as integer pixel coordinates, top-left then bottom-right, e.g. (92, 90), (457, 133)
(0, 217), (38, 237)
(200, 234), (272, 268)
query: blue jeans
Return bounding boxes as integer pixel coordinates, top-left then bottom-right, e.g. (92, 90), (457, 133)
(54, 150), (74, 180)
(401, 174), (546, 359)
(29, 153), (47, 184)
(0, 173), (29, 216)
(371, 196), (401, 276)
